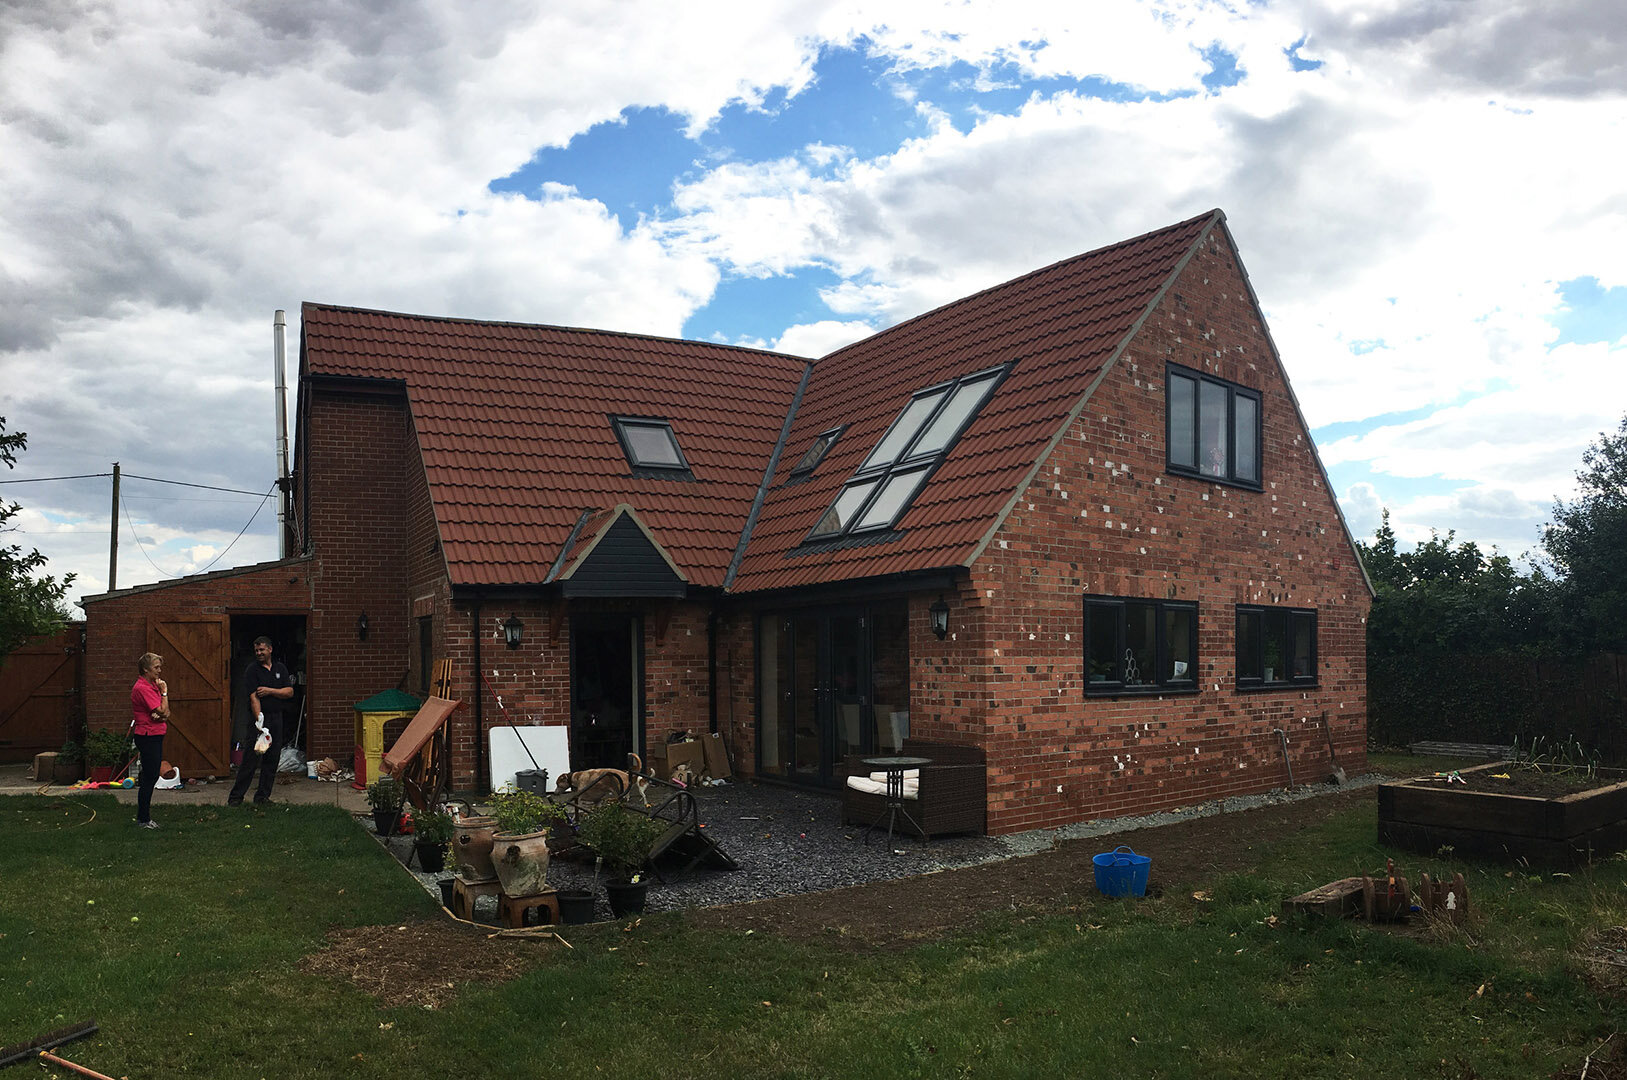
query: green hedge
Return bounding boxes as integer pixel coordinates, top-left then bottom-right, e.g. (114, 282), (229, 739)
(1368, 651), (1627, 760)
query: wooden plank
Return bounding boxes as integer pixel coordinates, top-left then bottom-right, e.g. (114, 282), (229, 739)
(1283, 877), (1365, 918)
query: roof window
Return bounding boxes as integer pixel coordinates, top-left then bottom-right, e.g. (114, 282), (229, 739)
(612, 417), (693, 479)
(788, 426), (845, 479)
(807, 365), (1006, 541)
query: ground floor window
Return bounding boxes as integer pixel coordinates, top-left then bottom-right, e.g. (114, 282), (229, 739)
(1236, 605), (1316, 687)
(1084, 596), (1197, 694)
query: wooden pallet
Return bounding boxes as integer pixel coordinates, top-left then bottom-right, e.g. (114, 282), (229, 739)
(1408, 741), (1511, 760)
(1282, 877), (1366, 918)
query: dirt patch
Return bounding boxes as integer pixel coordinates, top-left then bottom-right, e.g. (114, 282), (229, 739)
(300, 919), (561, 1008)
(686, 786), (1375, 948)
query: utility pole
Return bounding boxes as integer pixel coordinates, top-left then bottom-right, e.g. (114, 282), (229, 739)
(109, 461), (120, 592)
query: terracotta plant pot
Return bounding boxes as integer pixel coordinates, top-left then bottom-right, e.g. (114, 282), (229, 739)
(415, 840), (446, 873)
(90, 766), (113, 784)
(557, 889), (596, 925)
(605, 879), (648, 917)
(491, 830), (551, 896)
(453, 815), (499, 882)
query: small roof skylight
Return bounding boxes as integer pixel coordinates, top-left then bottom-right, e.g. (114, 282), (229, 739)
(789, 426), (844, 478)
(612, 416), (692, 478)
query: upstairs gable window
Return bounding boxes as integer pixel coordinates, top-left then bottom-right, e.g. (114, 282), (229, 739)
(808, 365), (1006, 540)
(1167, 364), (1261, 487)
(612, 416), (694, 480)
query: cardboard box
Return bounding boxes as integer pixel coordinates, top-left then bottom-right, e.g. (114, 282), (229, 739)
(33, 751), (58, 782)
(701, 732), (732, 779)
(648, 739), (706, 781)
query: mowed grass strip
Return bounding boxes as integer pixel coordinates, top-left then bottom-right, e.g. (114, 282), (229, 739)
(3, 792), (1625, 1079)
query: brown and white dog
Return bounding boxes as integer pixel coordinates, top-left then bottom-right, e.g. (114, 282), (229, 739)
(555, 754), (650, 807)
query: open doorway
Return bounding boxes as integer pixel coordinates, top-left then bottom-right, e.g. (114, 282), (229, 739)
(228, 614), (308, 759)
(569, 612), (642, 770)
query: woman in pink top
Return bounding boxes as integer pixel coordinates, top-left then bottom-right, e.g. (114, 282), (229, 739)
(130, 652), (169, 829)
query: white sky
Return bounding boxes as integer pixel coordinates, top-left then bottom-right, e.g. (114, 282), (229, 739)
(2, 0), (1624, 612)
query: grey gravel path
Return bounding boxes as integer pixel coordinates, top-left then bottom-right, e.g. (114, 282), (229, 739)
(372, 772), (1391, 923)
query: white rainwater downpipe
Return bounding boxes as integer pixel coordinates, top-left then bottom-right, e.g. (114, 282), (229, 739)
(274, 309), (291, 558)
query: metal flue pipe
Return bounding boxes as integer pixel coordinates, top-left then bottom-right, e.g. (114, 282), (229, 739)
(273, 309), (291, 557)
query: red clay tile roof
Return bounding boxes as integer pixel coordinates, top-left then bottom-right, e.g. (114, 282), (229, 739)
(299, 210), (1218, 595)
(728, 210), (1219, 592)
(300, 307), (806, 589)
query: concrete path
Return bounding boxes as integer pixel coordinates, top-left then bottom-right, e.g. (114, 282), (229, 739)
(0, 762), (369, 812)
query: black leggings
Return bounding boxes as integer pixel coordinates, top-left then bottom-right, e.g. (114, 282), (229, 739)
(133, 733), (164, 824)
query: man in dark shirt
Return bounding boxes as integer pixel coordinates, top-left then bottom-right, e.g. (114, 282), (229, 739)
(228, 636), (294, 806)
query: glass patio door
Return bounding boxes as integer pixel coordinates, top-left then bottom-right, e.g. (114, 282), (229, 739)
(759, 610), (868, 787)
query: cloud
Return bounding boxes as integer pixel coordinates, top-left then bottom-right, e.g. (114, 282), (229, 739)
(773, 319), (874, 358)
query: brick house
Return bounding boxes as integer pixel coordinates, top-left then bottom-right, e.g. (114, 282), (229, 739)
(81, 209), (1371, 833)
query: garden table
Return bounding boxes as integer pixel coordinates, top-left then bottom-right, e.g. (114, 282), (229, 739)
(860, 755), (931, 850)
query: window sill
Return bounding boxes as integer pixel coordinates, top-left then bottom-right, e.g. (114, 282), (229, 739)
(1085, 685), (1200, 699)
(1237, 681), (1318, 692)
(1165, 466), (1263, 493)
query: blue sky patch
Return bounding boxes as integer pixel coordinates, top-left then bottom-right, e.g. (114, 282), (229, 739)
(1201, 46), (1244, 90)
(1285, 36), (1322, 72)
(685, 265), (845, 346)
(1550, 276), (1627, 346)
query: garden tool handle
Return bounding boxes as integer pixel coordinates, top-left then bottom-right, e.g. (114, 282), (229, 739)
(37, 1051), (117, 1080)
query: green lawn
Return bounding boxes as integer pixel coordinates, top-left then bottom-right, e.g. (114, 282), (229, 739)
(3, 792), (1623, 1079)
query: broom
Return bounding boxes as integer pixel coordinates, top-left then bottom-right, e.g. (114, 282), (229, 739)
(0, 1018), (99, 1069)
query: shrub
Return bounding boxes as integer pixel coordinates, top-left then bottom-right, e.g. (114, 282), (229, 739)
(365, 776), (405, 812)
(486, 787), (565, 836)
(578, 802), (664, 881)
(85, 729), (132, 768)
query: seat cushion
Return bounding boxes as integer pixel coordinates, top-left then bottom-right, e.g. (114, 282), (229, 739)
(845, 775), (917, 799)
(867, 769), (920, 782)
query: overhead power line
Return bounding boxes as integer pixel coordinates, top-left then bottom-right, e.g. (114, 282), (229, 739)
(3, 471), (269, 497)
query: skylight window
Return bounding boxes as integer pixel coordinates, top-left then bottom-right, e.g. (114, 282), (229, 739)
(612, 417), (693, 479)
(807, 364), (1008, 542)
(788, 426), (844, 479)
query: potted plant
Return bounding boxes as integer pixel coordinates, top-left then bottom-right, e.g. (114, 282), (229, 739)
(365, 776), (406, 835)
(578, 802), (665, 916)
(85, 729), (132, 783)
(54, 740), (85, 785)
(486, 787), (566, 896)
(413, 809), (455, 873)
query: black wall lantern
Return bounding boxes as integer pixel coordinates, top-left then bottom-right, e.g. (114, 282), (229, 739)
(929, 595), (950, 639)
(356, 612), (369, 641)
(503, 616), (524, 650)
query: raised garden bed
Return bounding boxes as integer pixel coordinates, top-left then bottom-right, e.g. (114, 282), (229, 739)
(1378, 760), (1627, 865)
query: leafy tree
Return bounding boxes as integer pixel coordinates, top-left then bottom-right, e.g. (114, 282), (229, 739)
(1357, 510), (1556, 657)
(1544, 414), (1627, 652)
(0, 417), (74, 662)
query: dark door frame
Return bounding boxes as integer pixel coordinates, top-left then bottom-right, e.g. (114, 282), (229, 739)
(755, 606), (873, 789)
(567, 610), (646, 771)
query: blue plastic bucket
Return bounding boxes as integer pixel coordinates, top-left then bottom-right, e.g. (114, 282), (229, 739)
(1092, 845), (1151, 898)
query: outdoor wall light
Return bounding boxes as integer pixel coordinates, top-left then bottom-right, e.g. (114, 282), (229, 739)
(356, 612), (369, 641)
(504, 615), (524, 649)
(929, 595), (950, 639)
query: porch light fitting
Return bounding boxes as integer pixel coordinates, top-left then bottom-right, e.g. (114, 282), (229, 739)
(930, 595), (950, 639)
(356, 612), (368, 641)
(504, 616), (524, 649)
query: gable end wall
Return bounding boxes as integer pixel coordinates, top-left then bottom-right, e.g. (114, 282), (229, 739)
(969, 229), (1371, 834)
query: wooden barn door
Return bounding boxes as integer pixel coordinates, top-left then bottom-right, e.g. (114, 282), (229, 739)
(147, 615), (230, 776)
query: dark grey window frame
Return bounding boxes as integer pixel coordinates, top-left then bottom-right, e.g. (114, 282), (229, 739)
(803, 364), (1009, 543)
(788, 425), (846, 480)
(1166, 363), (1262, 489)
(1235, 605), (1317, 688)
(610, 415), (694, 480)
(1083, 595), (1200, 696)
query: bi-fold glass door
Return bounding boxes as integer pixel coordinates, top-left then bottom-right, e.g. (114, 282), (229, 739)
(757, 603), (909, 788)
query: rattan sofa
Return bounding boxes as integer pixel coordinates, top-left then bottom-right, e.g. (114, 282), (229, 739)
(840, 738), (987, 837)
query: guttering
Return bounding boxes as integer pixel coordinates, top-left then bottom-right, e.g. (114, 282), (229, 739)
(471, 597), (485, 793)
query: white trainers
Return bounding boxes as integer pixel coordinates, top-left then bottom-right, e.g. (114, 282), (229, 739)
(138, 820), (160, 830)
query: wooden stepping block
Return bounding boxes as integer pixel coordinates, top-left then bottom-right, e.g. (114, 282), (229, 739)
(498, 889), (561, 929)
(452, 877), (502, 922)
(1282, 877), (1366, 918)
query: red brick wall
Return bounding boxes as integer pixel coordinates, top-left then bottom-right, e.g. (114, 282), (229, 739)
(304, 388), (412, 761)
(82, 560), (313, 741)
(967, 228), (1371, 834)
